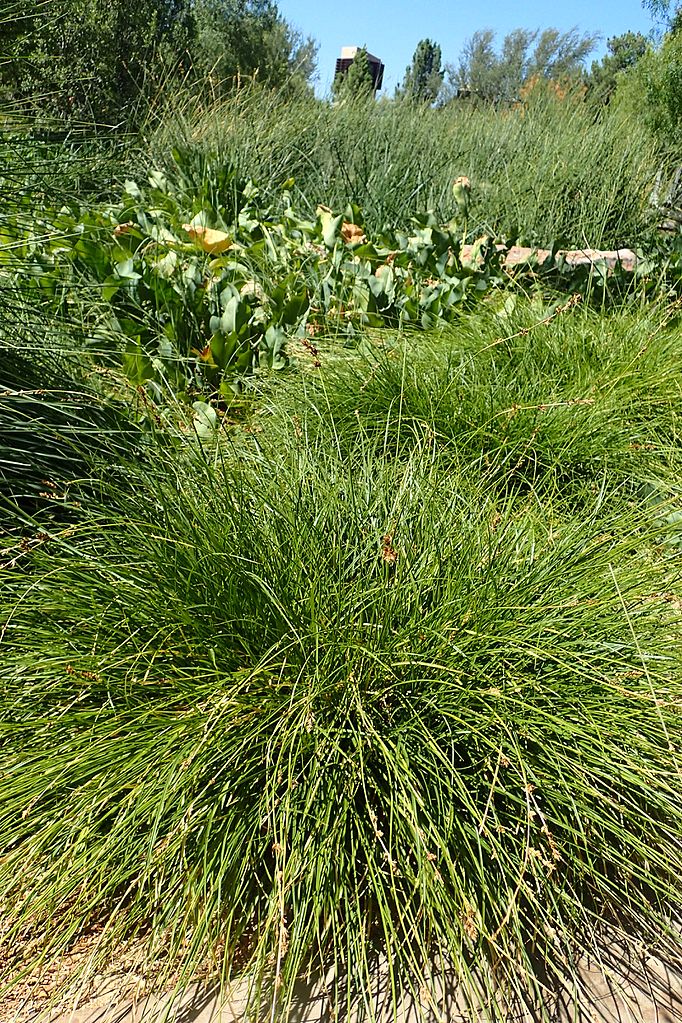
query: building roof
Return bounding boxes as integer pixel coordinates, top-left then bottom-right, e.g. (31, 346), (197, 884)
(339, 45), (382, 64)
(335, 46), (385, 91)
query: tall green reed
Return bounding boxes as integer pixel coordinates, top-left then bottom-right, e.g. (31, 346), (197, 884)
(148, 82), (659, 247)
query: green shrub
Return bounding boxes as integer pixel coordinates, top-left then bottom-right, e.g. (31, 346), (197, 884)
(638, 29), (682, 155)
(0, 152), (501, 397)
(0, 0), (193, 124)
(613, 24), (682, 162)
(0, 0), (315, 127)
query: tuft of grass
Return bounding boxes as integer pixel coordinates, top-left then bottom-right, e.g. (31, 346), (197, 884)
(1, 430), (682, 1019)
(0, 114), (146, 530)
(272, 298), (682, 508)
(0, 291), (149, 531)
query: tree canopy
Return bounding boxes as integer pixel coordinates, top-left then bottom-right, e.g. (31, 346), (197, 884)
(400, 39), (444, 104)
(631, 17), (682, 153)
(0, 0), (317, 123)
(441, 26), (598, 104)
(189, 0), (316, 92)
(587, 32), (649, 102)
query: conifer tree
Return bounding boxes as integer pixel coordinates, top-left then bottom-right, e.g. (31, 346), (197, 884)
(332, 46), (374, 101)
(401, 39), (444, 103)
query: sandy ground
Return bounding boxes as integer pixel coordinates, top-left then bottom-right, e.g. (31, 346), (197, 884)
(4, 930), (682, 1023)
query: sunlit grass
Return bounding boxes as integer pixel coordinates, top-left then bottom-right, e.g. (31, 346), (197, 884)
(1, 426), (681, 1018)
(2, 81), (682, 1022)
(271, 298), (682, 511)
(149, 82), (659, 247)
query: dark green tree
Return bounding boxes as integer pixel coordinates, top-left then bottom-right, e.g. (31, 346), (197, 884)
(0, 0), (317, 124)
(332, 46), (374, 101)
(189, 0), (316, 92)
(400, 39), (444, 103)
(0, 0), (194, 122)
(587, 32), (649, 102)
(634, 21), (682, 151)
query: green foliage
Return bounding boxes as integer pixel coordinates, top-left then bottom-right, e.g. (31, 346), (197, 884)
(3, 81), (675, 412)
(0, 0), (317, 125)
(9, 135), (672, 405)
(400, 39), (444, 104)
(0, 316), (140, 528)
(276, 300), (682, 506)
(332, 47), (375, 101)
(3, 346), (682, 1015)
(443, 26), (598, 104)
(188, 0), (317, 93)
(157, 84), (658, 246)
(0, 0), (193, 122)
(1, 149), (509, 397)
(587, 32), (650, 103)
(4, 73), (682, 1021)
(627, 25), (682, 154)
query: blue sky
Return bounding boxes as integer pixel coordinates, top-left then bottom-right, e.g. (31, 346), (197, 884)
(278, 0), (661, 95)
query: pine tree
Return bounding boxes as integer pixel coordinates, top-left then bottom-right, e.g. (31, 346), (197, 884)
(401, 39), (444, 103)
(587, 32), (648, 103)
(332, 46), (374, 101)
